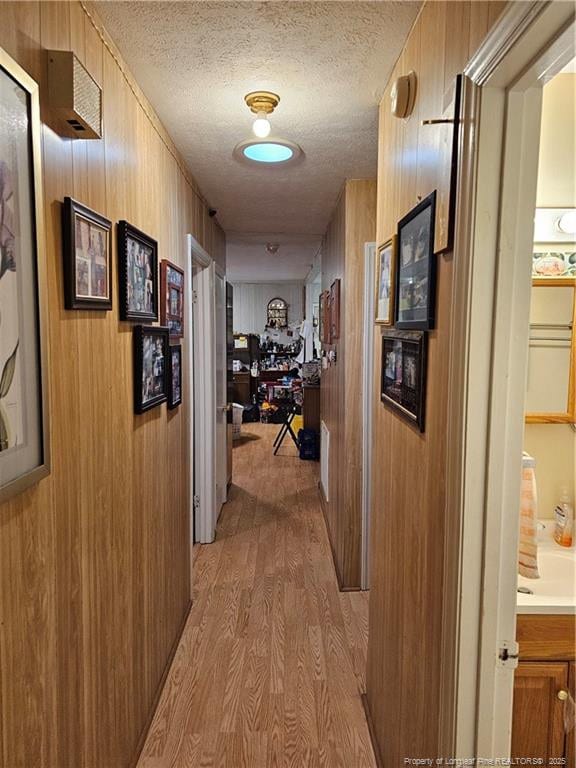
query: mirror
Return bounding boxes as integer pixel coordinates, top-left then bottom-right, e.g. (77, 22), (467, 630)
(525, 278), (575, 423)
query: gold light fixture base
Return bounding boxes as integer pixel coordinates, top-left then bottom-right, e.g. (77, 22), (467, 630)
(244, 91), (280, 115)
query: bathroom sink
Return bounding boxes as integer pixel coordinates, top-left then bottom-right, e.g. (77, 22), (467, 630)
(517, 534), (576, 614)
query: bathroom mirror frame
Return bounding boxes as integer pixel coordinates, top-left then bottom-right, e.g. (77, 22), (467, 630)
(525, 277), (576, 424)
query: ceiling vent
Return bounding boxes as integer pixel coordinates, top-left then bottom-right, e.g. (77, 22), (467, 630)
(47, 50), (102, 139)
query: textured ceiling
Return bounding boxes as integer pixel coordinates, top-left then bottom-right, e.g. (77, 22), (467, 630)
(95, 0), (420, 279)
(226, 233), (322, 283)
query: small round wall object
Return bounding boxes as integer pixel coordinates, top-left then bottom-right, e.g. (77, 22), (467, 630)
(391, 71), (417, 119)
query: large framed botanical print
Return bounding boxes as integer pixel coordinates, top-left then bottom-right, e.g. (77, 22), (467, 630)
(0, 47), (50, 502)
(160, 259), (184, 338)
(381, 329), (427, 432)
(395, 191), (437, 330)
(118, 221), (158, 321)
(133, 325), (169, 414)
(63, 197), (112, 310)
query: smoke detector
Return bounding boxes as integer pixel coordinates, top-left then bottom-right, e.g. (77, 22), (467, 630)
(266, 243), (280, 255)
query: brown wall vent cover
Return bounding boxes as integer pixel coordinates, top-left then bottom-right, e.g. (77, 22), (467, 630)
(47, 50), (102, 139)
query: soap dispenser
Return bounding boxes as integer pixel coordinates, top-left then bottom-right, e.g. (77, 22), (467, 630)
(553, 487), (574, 547)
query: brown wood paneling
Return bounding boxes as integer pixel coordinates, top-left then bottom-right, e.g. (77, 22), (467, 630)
(320, 180), (376, 590)
(0, 3), (225, 766)
(365, 2), (510, 763)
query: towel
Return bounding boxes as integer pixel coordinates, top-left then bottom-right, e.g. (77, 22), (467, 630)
(518, 453), (540, 579)
(296, 319), (314, 364)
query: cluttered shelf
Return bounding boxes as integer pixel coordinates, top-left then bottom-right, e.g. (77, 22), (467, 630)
(230, 328), (321, 458)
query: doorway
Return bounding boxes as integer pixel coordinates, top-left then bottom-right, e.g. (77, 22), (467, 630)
(188, 234), (227, 544)
(446, 2), (575, 757)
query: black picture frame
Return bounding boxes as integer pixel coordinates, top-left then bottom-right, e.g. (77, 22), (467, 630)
(62, 197), (112, 310)
(133, 325), (169, 414)
(381, 329), (427, 432)
(118, 220), (158, 321)
(395, 190), (436, 330)
(167, 344), (182, 410)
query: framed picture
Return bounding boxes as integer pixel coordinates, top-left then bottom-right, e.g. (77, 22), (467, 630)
(118, 221), (158, 321)
(436, 74), (462, 254)
(381, 329), (427, 432)
(160, 260), (185, 337)
(396, 191), (437, 330)
(167, 344), (182, 409)
(63, 197), (112, 310)
(375, 236), (397, 325)
(330, 278), (341, 341)
(0, 46), (50, 502)
(133, 325), (169, 413)
(319, 290), (330, 344)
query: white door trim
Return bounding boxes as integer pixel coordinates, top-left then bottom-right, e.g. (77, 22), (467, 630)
(446, 1), (575, 757)
(188, 234), (218, 544)
(361, 242), (377, 591)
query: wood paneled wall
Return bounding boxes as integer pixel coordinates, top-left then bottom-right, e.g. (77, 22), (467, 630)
(320, 179), (376, 589)
(0, 3), (225, 767)
(365, 1), (507, 763)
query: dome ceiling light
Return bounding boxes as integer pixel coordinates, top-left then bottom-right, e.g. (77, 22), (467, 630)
(245, 91), (280, 138)
(234, 90), (303, 167)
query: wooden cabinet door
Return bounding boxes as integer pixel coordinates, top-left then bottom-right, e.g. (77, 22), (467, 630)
(512, 662), (568, 760)
(568, 662), (575, 768)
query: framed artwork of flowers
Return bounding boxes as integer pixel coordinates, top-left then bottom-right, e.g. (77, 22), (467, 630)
(0, 46), (50, 502)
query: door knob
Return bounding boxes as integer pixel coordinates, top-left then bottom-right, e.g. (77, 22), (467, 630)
(557, 689), (569, 701)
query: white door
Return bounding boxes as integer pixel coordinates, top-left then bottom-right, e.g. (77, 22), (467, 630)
(189, 235), (217, 544)
(215, 270), (228, 509)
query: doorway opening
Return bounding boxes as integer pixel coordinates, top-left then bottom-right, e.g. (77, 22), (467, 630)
(188, 234), (227, 545)
(446, 3), (575, 757)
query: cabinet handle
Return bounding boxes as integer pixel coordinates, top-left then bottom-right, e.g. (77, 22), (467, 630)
(558, 689), (569, 701)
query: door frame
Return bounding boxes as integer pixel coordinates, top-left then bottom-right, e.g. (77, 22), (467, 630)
(361, 242), (377, 590)
(214, 265), (228, 509)
(444, 1), (575, 757)
(188, 234), (217, 544)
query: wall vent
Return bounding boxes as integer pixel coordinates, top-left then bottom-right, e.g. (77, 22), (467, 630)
(47, 50), (102, 139)
(320, 420), (330, 502)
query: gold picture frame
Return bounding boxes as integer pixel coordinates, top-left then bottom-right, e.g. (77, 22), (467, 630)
(375, 235), (397, 325)
(0, 46), (51, 503)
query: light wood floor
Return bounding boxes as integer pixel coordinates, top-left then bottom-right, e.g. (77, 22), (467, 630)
(137, 423), (376, 768)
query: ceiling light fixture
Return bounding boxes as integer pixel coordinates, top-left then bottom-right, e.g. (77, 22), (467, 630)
(266, 243), (280, 255)
(245, 91), (279, 139)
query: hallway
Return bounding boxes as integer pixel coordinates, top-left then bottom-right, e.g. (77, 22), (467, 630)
(138, 424), (376, 768)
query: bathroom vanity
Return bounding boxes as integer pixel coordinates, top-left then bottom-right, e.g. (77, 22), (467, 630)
(513, 529), (575, 762)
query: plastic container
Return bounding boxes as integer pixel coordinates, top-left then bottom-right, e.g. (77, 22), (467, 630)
(553, 487), (574, 547)
(231, 403), (244, 439)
